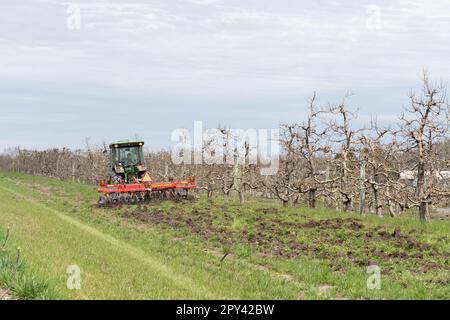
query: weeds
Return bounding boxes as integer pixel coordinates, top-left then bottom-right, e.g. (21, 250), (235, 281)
(0, 227), (57, 300)
(1, 226), (10, 251)
(0, 171), (449, 299)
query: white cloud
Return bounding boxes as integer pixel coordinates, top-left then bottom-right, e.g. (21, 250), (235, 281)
(399, 0), (450, 18)
(186, 0), (221, 5)
(0, 0), (449, 142)
(1, 1), (449, 98)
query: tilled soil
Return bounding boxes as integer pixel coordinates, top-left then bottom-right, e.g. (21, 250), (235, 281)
(0, 288), (12, 300)
(122, 206), (450, 274)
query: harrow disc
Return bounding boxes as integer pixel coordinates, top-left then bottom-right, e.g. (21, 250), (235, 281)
(97, 189), (196, 208)
(98, 194), (111, 207)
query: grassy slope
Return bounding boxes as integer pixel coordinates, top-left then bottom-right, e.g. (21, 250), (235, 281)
(0, 229), (57, 300)
(0, 171), (448, 299)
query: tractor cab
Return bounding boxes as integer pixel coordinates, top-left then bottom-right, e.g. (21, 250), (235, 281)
(109, 141), (147, 183)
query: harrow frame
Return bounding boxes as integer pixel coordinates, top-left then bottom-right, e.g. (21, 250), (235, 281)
(97, 178), (197, 206)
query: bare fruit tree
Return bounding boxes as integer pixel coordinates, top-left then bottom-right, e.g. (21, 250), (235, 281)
(263, 124), (301, 207)
(399, 72), (450, 221)
(4, 73), (449, 219)
(359, 124), (400, 217)
(325, 94), (365, 212)
(280, 93), (330, 208)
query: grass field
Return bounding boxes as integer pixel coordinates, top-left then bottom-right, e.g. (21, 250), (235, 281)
(0, 171), (448, 299)
(0, 227), (57, 300)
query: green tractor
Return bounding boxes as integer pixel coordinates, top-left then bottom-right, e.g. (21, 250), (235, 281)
(98, 140), (197, 206)
(108, 140), (147, 184)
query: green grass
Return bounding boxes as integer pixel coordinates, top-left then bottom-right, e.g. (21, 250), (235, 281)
(0, 228), (57, 299)
(0, 171), (448, 299)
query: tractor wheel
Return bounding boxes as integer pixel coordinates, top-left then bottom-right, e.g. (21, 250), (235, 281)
(130, 194), (139, 205)
(120, 193), (131, 205)
(110, 193), (121, 205)
(98, 195), (111, 207)
(138, 192), (146, 203)
(144, 192), (152, 202)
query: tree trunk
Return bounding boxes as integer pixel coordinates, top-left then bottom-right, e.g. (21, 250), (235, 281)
(308, 189), (316, 209)
(419, 201), (430, 221)
(375, 206), (382, 217)
(72, 162), (76, 182)
(372, 185), (382, 217)
(388, 201), (396, 217)
(343, 196), (352, 212)
(416, 149), (429, 222)
(207, 188), (213, 201)
(359, 159), (366, 214)
(238, 191), (245, 204)
(335, 199), (340, 211)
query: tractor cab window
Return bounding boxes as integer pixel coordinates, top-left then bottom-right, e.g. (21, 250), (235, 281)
(115, 147), (142, 166)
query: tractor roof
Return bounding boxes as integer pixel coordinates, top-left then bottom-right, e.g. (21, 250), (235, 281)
(110, 140), (145, 148)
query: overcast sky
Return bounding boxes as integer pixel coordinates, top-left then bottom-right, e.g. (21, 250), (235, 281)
(1, 0), (449, 151)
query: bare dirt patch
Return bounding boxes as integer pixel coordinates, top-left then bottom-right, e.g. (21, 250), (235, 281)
(376, 227), (433, 251)
(255, 208), (279, 214)
(122, 206), (449, 274)
(297, 218), (365, 231)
